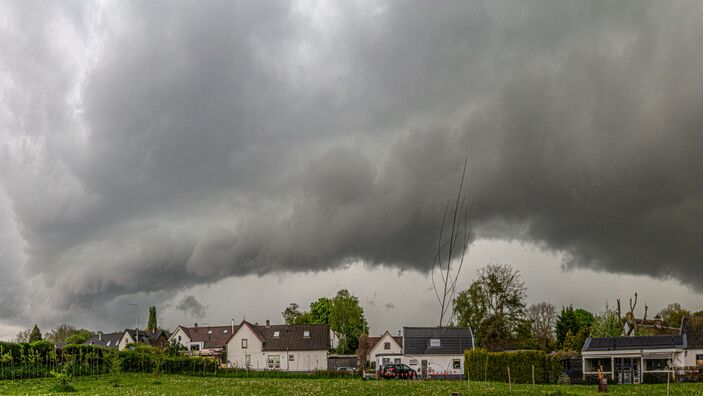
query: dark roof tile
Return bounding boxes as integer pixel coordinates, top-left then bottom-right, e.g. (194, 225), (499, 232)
(403, 327), (473, 355)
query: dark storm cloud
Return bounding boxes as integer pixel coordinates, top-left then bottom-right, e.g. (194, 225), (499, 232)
(0, 0), (700, 329)
(176, 296), (207, 319)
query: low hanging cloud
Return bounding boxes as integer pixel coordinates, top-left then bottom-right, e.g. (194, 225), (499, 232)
(176, 296), (207, 319)
(0, 0), (700, 329)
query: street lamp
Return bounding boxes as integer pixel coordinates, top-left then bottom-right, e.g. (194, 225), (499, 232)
(129, 303), (139, 346)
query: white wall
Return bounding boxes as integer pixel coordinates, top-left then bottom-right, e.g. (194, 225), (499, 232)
(681, 349), (701, 367)
(404, 354), (465, 376)
(368, 333), (402, 362)
(169, 327), (191, 349)
(226, 324), (327, 371)
(118, 332), (133, 351)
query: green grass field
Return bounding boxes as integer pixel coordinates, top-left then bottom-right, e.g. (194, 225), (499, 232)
(0, 373), (701, 395)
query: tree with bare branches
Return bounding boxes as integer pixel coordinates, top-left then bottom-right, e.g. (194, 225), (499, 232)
(432, 159), (471, 327)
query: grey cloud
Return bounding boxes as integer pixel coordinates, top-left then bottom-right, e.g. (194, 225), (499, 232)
(0, 0), (699, 331)
(176, 296), (207, 319)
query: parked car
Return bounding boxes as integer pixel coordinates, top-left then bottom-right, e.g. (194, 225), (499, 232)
(380, 363), (417, 379)
(336, 366), (356, 374)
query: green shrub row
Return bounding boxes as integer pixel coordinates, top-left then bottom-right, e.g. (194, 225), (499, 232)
(214, 368), (356, 379)
(465, 349), (568, 384)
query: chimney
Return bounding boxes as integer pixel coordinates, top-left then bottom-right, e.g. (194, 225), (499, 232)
(232, 319), (235, 334)
(194, 322), (198, 328)
(98, 331), (102, 341)
(266, 319), (270, 328)
(654, 314), (663, 327)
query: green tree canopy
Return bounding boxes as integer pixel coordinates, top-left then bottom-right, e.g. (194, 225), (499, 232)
(29, 324), (43, 342)
(147, 306), (158, 333)
(309, 297), (332, 324)
(330, 289), (369, 354)
(590, 310), (622, 338)
(453, 264), (527, 351)
(555, 306), (594, 351)
(658, 303), (692, 328)
(64, 330), (93, 345)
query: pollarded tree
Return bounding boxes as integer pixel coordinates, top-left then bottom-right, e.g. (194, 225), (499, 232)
(453, 264), (527, 351)
(527, 302), (557, 341)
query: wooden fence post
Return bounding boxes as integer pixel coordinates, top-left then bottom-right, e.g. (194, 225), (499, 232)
(508, 366), (512, 392)
(532, 364), (535, 388)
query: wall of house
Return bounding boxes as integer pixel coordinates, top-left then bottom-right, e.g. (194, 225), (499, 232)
(404, 354), (465, 377)
(368, 333), (402, 362)
(169, 327), (191, 349)
(118, 332), (133, 351)
(227, 324), (264, 369)
(681, 349), (701, 367)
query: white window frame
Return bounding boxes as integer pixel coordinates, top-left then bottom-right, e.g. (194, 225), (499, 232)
(241, 338), (248, 348)
(429, 339), (441, 348)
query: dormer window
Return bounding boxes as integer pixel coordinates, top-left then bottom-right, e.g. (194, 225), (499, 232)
(224, 329), (228, 333)
(208, 329), (213, 334)
(303, 330), (310, 338)
(429, 339), (441, 348)
(274, 331), (280, 337)
(106, 341), (111, 346)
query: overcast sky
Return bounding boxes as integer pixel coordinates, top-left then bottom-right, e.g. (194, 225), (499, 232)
(0, 0), (701, 340)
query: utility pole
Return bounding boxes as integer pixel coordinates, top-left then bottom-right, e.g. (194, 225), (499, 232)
(129, 303), (139, 345)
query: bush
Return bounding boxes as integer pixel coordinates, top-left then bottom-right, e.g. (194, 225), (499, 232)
(465, 349), (547, 384)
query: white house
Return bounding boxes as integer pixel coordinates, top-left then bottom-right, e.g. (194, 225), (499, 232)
(227, 320), (330, 371)
(168, 322), (237, 361)
(679, 316), (702, 368)
(363, 331), (403, 369)
(581, 315), (703, 384)
(401, 327), (474, 379)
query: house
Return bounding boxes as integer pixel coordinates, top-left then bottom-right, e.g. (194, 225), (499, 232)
(582, 315), (703, 384)
(226, 320), (330, 371)
(680, 315), (703, 368)
(401, 327), (474, 379)
(581, 335), (687, 384)
(84, 331), (123, 349)
(120, 329), (171, 349)
(362, 331), (403, 369)
(169, 322), (238, 361)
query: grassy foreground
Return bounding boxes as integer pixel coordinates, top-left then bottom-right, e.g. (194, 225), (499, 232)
(0, 373), (701, 395)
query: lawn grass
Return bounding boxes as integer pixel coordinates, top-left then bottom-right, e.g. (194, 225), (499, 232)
(0, 373), (701, 395)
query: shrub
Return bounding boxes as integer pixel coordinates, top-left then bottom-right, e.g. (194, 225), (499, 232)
(465, 349), (547, 384)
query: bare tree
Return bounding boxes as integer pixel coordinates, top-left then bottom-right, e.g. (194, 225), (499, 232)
(527, 302), (557, 341)
(432, 159), (471, 327)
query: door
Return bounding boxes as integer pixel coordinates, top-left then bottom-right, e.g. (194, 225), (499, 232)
(615, 358), (639, 384)
(421, 360), (428, 379)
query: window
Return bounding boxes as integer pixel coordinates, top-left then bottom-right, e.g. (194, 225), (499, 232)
(245, 354), (251, 368)
(409, 359), (418, 366)
(208, 329), (212, 334)
(274, 331), (280, 337)
(178, 336), (181, 342)
(382, 358), (390, 366)
(241, 339), (248, 348)
(224, 329), (228, 333)
(303, 330), (310, 338)
(429, 339), (441, 348)
(190, 343), (200, 352)
(697, 354), (703, 366)
(384, 342), (391, 350)
(289, 354), (295, 362)
(267, 355), (281, 369)
(453, 359), (461, 369)
(394, 358), (401, 364)
(106, 341), (111, 347)
(645, 359), (669, 371)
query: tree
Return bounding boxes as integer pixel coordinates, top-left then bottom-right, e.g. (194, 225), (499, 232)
(147, 306), (158, 333)
(453, 264), (527, 351)
(527, 302), (557, 340)
(29, 324), (43, 342)
(591, 309), (622, 338)
(658, 303), (692, 328)
(16, 329), (31, 343)
(282, 303), (304, 325)
(432, 159), (471, 327)
(329, 289), (369, 354)
(44, 324), (93, 343)
(64, 331), (93, 345)
(555, 306), (594, 351)
(309, 298), (332, 325)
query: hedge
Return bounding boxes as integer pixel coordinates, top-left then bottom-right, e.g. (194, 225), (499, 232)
(465, 349), (572, 384)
